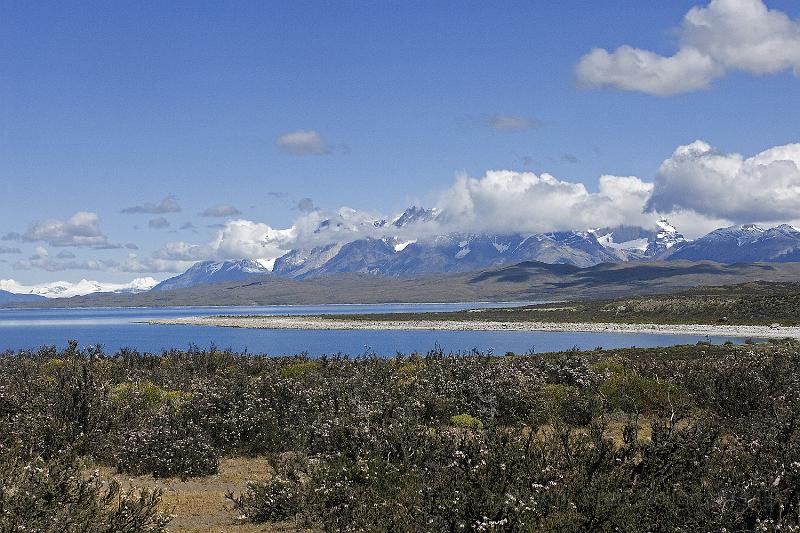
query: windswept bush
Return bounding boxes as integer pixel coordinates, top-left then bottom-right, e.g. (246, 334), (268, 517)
(114, 410), (218, 478)
(0, 447), (171, 532)
(4, 340), (800, 530)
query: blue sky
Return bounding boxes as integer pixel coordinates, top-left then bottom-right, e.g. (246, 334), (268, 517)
(2, 0), (800, 284)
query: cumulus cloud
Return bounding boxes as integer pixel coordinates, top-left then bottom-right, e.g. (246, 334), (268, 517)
(120, 253), (194, 274)
(435, 170), (655, 234)
(125, 243), (139, 250)
(0, 246), (21, 254)
(484, 115), (542, 132)
(646, 140), (800, 222)
(155, 219), (296, 263)
(14, 246), (119, 272)
(22, 211), (115, 248)
(148, 217), (171, 229)
(150, 205), (393, 266)
(275, 130), (331, 155)
(200, 203), (242, 217)
(138, 139), (800, 267)
(576, 0), (800, 95)
(121, 194), (182, 214)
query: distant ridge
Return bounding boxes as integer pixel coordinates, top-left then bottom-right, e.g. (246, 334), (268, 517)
(8, 260), (800, 308)
(157, 217), (800, 292)
(152, 259), (272, 291)
(0, 289), (46, 304)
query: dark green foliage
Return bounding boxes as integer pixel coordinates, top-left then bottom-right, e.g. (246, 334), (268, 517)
(5, 340), (800, 530)
(228, 475), (303, 523)
(0, 447), (170, 532)
(337, 280), (800, 326)
(114, 410), (218, 478)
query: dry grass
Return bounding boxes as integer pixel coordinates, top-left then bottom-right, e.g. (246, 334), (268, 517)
(92, 457), (313, 533)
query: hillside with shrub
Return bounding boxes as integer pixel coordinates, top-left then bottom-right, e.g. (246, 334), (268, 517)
(4, 339), (800, 530)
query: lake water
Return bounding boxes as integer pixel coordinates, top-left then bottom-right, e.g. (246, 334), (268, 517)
(0, 303), (753, 356)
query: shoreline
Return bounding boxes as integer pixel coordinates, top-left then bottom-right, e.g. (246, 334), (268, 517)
(146, 315), (800, 339)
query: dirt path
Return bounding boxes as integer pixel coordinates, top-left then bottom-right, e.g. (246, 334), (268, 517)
(95, 457), (311, 533)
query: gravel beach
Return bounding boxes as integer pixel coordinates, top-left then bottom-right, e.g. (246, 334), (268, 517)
(147, 315), (800, 339)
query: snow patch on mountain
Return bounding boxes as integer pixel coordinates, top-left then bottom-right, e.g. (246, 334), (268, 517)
(492, 241), (510, 253)
(644, 218), (687, 258)
(394, 239), (416, 252)
(0, 277), (158, 298)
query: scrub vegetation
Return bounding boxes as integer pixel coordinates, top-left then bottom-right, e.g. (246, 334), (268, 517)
(3, 338), (800, 531)
(335, 281), (800, 326)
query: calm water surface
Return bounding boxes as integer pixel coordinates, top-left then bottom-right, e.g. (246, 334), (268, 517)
(0, 303), (753, 356)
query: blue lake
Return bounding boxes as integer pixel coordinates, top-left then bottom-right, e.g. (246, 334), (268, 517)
(0, 303), (753, 356)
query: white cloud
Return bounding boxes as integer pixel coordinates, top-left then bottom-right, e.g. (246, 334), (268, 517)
(212, 219), (295, 259)
(152, 241), (213, 262)
(576, 0), (800, 95)
(139, 139), (800, 265)
(154, 219), (297, 264)
(200, 203), (242, 217)
(150, 206), (391, 265)
(275, 130), (331, 155)
(14, 246), (120, 272)
(646, 140), (800, 222)
(435, 170), (655, 234)
(120, 253), (195, 274)
(23, 211), (115, 248)
(122, 194), (182, 214)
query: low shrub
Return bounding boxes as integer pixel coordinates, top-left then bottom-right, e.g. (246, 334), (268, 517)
(0, 448), (171, 532)
(114, 410), (218, 478)
(449, 413), (483, 429)
(229, 476), (303, 523)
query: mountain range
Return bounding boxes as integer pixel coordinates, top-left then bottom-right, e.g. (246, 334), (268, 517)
(5, 207), (800, 300)
(153, 211), (800, 292)
(10, 260), (800, 308)
(0, 277), (158, 300)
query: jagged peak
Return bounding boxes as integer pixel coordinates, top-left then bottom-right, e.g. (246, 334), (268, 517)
(392, 206), (439, 228)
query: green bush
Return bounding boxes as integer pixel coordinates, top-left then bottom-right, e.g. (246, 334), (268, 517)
(5, 340), (800, 530)
(600, 369), (690, 416)
(0, 448), (171, 532)
(449, 413), (483, 429)
(110, 380), (193, 409)
(229, 476), (303, 523)
(114, 410), (218, 478)
(543, 383), (598, 426)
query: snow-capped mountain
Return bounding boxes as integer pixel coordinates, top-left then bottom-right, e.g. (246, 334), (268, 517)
(644, 219), (687, 258)
(0, 289), (47, 304)
(0, 277), (158, 298)
(151, 259), (272, 291)
(665, 224), (800, 263)
(590, 225), (654, 260)
(17, 212), (800, 299)
(392, 206), (439, 228)
(271, 230), (620, 279)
